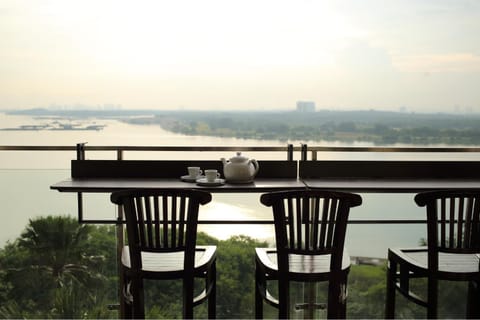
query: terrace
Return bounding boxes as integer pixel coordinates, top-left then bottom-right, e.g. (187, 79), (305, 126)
(1, 144), (480, 318)
(2, 0), (480, 316)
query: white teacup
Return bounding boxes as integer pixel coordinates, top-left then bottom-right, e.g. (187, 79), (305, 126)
(205, 169), (220, 182)
(187, 166), (202, 178)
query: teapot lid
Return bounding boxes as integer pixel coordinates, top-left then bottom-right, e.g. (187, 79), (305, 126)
(229, 152), (249, 163)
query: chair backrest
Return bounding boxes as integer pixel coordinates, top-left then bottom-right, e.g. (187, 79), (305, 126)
(415, 190), (480, 270)
(111, 189), (212, 272)
(260, 190), (362, 272)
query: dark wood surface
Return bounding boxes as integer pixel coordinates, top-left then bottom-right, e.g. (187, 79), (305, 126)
(111, 189), (216, 319)
(54, 160), (480, 193)
(52, 159), (302, 193)
(302, 178), (480, 192)
(51, 178), (306, 193)
(299, 160), (480, 179)
(255, 190), (362, 319)
(386, 190), (480, 318)
(300, 160), (480, 192)
(53, 159), (480, 318)
(71, 159), (297, 179)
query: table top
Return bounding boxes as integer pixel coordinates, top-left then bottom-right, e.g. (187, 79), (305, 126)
(50, 177), (306, 193)
(56, 159), (480, 194)
(51, 177), (480, 194)
(302, 178), (480, 193)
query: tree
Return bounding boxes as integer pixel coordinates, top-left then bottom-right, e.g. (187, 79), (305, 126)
(0, 216), (116, 318)
(216, 235), (268, 318)
(17, 216), (102, 287)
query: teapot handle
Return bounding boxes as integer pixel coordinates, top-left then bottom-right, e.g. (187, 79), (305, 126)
(250, 159), (259, 175)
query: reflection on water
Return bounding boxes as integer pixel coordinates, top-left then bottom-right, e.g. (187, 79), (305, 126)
(199, 201), (275, 242)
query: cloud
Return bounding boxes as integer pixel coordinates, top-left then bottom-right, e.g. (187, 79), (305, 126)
(335, 40), (395, 73)
(393, 53), (480, 73)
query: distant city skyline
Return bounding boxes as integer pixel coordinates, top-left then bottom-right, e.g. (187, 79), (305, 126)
(1, 0), (479, 113)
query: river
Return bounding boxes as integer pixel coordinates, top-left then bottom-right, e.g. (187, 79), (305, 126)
(1, 112), (476, 258)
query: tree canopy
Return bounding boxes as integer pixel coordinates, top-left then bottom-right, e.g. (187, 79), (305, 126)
(125, 110), (480, 145)
(0, 215), (469, 318)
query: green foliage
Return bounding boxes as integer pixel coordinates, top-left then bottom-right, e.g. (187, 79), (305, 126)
(143, 234), (266, 319)
(0, 216), (473, 318)
(129, 110), (480, 145)
(0, 215), (117, 319)
(216, 235), (267, 318)
(347, 264), (387, 318)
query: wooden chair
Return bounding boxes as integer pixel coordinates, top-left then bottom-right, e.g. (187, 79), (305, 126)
(255, 190), (362, 319)
(110, 189), (216, 319)
(386, 189), (480, 319)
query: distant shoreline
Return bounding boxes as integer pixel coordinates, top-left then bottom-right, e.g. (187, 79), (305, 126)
(0, 125), (105, 131)
(3, 109), (480, 146)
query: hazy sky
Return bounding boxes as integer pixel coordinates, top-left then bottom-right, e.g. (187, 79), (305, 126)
(1, 0), (479, 112)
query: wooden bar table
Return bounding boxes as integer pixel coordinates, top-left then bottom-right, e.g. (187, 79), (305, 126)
(51, 159), (303, 317)
(300, 160), (480, 192)
(300, 160), (480, 318)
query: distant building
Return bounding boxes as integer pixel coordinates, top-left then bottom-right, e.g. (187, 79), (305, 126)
(296, 101), (316, 112)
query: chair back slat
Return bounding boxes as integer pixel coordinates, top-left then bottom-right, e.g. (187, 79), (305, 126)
(136, 197), (147, 248)
(154, 197), (161, 247)
(415, 190), (480, 268)
(464, 197), (474, 247)
(295, 198), (302, 249)
(456, 198), (465, 248)
(326, 198), (338, 250)
(472, 198), (480, 247)
(261, 190), (362, 272)
(448, 197), (455, 248)
(111, 189), (212, 271)
(162, 196), (169, 247)
(171, 196), (177, 247)
(303, 197), (310, 250)
(144, 196), (154, 247)
(312, 197), (320, 250)
(286, 198), (294, 249)
(178, 197), (186, 247)
(439, 198), (446, 247)
(319, 198), (329, 250)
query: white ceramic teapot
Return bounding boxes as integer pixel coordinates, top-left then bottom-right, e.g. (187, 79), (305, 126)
(221, 152), (259, 183)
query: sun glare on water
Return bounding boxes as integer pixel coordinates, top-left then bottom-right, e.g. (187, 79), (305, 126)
(199, 201), (274, 242)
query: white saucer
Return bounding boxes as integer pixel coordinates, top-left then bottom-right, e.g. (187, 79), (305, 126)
(181, 175), (204, 182)
(196, 178), (225, 186)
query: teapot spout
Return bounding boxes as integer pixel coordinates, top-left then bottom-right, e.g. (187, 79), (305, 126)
(221, 157), (227, 165)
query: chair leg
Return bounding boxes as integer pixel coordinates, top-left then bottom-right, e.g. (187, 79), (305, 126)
(338, 279), (348, 319)
(255, 260), (264, 319)
(466, 280), (480, 319)
(385, 259), (396, 319)
(131, 277), (145, 319)
(123, 274), (133, 319)
(427, 277), (437, 319)
(304, 282), (316, 319)
(327, 276), (343, 319)
(184, 276), (195, 319)
(278, 278), (289, 319)
(207, 261), (217, 319)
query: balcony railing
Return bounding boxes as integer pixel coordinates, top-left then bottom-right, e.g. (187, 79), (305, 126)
(2, 143), (479, 247)
(4, 143), (478, 251)
(1, 144), (479, 318)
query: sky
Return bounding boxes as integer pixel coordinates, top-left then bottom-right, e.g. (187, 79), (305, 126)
(1, 0), (479, 112)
